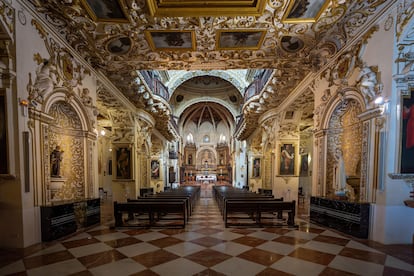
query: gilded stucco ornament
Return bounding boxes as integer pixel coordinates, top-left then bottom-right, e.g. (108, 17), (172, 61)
(396, 0), (414, 41)
(0, 1), (14, 39)
(24, 0), (396, 140)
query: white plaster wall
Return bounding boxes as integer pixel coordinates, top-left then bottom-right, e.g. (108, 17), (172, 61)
(362, 7), (414, 244)
(273, 177), (299, 203)
(372, 204), (414, 244)
(14, 2), (52, 248)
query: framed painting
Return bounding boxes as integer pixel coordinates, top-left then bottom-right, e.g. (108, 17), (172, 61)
(151, 160), (160, 179)
(401, 90), (414, 173)
(144, 30), (196, 51)
(81, 0), (129, 23)
(282, 0), (330, 23)
(253, 158), (261, 178)
(216, 30), (266, 50)
(115, 146), (132, 180)
(279, 143), (295, 175)
(0, 91), (8, 175)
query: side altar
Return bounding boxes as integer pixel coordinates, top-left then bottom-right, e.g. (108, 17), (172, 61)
(40, 198), (100, 241)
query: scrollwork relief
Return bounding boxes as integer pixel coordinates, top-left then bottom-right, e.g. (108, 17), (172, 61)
(0, 1), (14, 40)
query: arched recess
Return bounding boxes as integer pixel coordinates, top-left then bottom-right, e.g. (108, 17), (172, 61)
(315, 88), (382, 202)
(196, 146), (217, 170)
(167, 71), (246, 95)
(31, 88), (96, 205)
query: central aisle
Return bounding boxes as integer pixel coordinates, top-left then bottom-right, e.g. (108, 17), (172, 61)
(1, 188), (412, 275)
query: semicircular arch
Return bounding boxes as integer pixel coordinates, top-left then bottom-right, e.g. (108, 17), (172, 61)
(168, 71), (247, 96)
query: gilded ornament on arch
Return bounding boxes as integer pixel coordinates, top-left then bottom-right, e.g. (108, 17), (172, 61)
(62, 55), (74, 81)
(384, 14), (393, 31)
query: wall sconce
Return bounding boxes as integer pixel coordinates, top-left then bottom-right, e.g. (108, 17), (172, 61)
(19, 98), (29, 117)
(100, 129), (106, 136)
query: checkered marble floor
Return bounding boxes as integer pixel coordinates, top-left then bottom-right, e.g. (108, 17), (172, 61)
(1, 196), (413, 276)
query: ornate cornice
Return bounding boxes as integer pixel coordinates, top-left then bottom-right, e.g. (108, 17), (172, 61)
(357, 107), (384, 122)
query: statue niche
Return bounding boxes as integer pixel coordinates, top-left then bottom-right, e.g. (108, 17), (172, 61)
(326, 99), (362, 200)
(48, 101), (85, 201)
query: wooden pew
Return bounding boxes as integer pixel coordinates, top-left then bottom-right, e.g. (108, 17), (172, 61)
(224, 200), (297, 228)
(129, 197), (191, 221)
(212, 186), (275, 216)
(114, 200), (187, 228)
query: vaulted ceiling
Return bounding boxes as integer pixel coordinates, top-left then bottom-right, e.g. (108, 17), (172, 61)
(27, 0), (392, 141)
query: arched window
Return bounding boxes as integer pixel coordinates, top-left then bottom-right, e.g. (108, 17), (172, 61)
(186, 133), (194, 143)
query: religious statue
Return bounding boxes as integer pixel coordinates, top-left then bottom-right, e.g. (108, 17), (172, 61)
(50, 145), (64, 177)
(333, 148), (347, 193)
(358, 66), (382, 103)
(34, 59), (56, 101)
(117, 148), (130, 179)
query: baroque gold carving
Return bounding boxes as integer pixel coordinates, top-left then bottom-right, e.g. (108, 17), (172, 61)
(0, 1), (14, 40)
(25, 0), (395, 142)
(48, 101), (85, 200)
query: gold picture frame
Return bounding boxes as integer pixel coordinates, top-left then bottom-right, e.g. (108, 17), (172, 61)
(114, 145), (133, 180)
(144, 30), (196, 51)
(151, 160), (160, 179)
(282, 0), (330, 23)
(253, 158), (261, 178)
(81, 0), (129, 23)
(146, 0), (267, 17)
(278, 142), (297, 176)
(216, 30), (266, 50)
(401, 89), (414, 173)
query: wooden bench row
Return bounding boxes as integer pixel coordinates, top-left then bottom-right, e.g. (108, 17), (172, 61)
(224, 199), (296, 227)
(213, 186), (297, 228)
(114, 186), (200, 228)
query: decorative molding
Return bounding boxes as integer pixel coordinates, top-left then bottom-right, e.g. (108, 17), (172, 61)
(0, 1), (15, 41)
(360, 120), (369, 202)
(358, 107), (384, 122)
(388, 173), (414, 180)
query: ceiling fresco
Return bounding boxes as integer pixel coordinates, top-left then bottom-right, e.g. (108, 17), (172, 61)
(26, 0), (392, 141)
